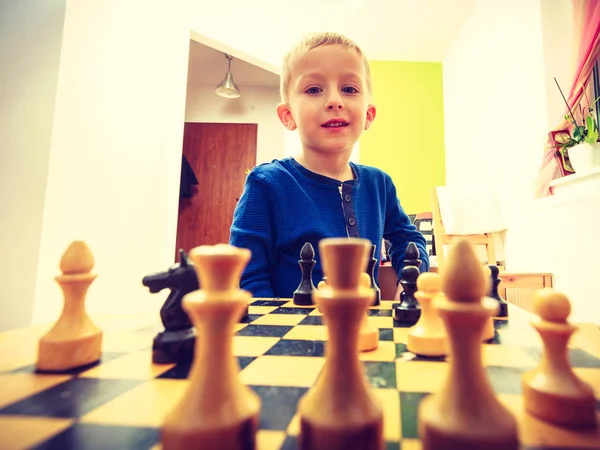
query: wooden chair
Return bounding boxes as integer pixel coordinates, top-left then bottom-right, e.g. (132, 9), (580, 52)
(431, 187), (501, 273)
(429, 186), (553, 313)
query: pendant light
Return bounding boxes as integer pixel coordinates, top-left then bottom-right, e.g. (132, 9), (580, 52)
(215, 53), (241, 98)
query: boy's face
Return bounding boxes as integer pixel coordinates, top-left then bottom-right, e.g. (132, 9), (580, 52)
(277, 45), (376, 157)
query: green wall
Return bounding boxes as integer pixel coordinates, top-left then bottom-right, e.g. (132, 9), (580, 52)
(360, 61), (446, 215)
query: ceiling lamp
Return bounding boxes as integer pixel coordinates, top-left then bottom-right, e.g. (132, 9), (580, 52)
(215, 53), (241, 98)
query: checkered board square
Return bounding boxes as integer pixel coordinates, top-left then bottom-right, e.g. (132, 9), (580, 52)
(1, 299), (600, 449)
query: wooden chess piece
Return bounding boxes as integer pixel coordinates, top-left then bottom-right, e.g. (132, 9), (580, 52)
(481, 266), (498, 342)
(488, 264), (509, 317)
(404, 241), (422, 270)
(36, 241), (103, 373)
(521, 288), (598, 429)
(406, 272), (448, 357)
(316, 276), (327, 315)
(293, 242), (316, 305)
(142, 249), (197, 364)
(358, 272), (379, 352)
(313, 275), (330, 317)
(482, 314), (496, 342)
(418, 239), (519, 450)
(393, 264), (421, 325)
(161, 244), (260, 450)
(393, 242), (422, 325)
(316, 273), (378, 352)
(366, 244), (381, 306)
(298, 238), (384, 450)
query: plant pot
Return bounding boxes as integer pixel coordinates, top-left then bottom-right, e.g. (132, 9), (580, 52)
(568, 142), (600, 173)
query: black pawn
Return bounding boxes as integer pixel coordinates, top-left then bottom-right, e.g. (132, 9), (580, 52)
(404, 241), (422, 269)
(488, 264), (508, 317)
(366, 244), (381, 306)
(400, 241), (422, 304)
(293, 242), (316, 305)
(393, 265), (421, 325)
(394, 242), (422, 325)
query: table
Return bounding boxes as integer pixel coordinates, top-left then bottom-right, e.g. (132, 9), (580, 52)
(0, 300), (599, 449)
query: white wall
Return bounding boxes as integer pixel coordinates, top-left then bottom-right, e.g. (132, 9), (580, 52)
(443, 0), (548, 201)
(443, 0), (599, 323)
(185, 84), (284, 164)
(31, 0), (192, 325)
(186, 1), (335, 73)
(506, 0), (599, 323)
(506, 190), (600, 324)
(540, 0), (574, 130)
(0, 0), (67, 332)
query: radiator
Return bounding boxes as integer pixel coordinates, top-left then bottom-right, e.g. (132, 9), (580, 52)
(505, 288), (537, 314)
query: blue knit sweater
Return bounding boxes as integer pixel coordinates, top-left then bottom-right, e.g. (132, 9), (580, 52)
(229, 157), (429, 298)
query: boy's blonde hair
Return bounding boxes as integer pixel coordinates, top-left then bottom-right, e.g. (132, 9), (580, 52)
(279, 32), (372, 102)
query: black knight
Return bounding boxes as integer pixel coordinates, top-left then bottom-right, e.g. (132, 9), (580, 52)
(142, 249), (199, 364)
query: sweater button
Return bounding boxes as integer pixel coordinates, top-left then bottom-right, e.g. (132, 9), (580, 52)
(344, 194), (352, 202)
(348, 217), (356, 226)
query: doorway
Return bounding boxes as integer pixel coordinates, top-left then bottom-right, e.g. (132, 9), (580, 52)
(174, 122), (257, 259)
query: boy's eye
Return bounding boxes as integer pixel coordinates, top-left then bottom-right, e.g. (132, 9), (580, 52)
(305, 87), (322, 94)
(342, 86), (358, 94)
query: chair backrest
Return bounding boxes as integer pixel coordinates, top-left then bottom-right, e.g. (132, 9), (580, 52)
(431, 186), (506, 272)
(434, 186), (506, 235)
(413, 212), (434, 257)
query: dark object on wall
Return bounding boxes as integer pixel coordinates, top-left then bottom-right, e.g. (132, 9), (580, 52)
(180, 155), (198, 198)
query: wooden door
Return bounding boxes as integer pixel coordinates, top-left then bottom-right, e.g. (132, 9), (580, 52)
(175, 122), (257, 258)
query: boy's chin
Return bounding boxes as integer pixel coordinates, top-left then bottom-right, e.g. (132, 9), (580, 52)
(310, 145), (356, 155)
(301, 136), (359, 155)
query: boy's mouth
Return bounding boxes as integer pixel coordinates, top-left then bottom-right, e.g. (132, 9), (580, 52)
(321, 119), (349, 128)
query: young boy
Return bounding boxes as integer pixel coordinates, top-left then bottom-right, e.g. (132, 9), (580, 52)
(229, 32), (429, 300)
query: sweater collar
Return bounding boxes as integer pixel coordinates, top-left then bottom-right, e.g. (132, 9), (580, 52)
(287, 157), (360, 187)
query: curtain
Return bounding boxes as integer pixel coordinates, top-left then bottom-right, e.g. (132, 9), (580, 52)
(534, 0), (600, 197)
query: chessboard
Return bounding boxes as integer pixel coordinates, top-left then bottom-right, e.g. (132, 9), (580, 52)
(1, 298), (600, 449)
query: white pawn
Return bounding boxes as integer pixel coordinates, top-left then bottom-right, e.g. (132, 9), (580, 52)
(161, 244), (260, 450)
(418, 239), (518, 450)
(522, 288), (598, 429)
(36, 241), (102, 372)
(297, 238), (383, 450)
(406, 272), (448, 357)
(317, 273), (378, 352)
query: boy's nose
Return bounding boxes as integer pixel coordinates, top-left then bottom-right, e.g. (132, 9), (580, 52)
(326, 101), (344, 110)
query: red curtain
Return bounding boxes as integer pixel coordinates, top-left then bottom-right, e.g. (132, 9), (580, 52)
(534, 0), (600, 197)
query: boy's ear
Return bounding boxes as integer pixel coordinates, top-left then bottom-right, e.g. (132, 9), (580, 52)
(364, 104), (377, 130)
(277, 103), (296, 130)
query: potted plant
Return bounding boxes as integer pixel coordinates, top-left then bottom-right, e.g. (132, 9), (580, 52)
(553, 78), (600, 174)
